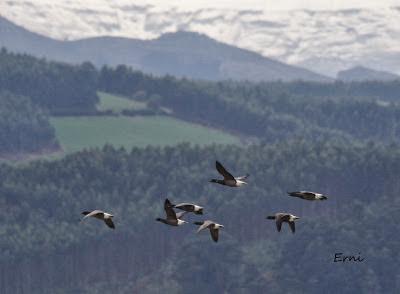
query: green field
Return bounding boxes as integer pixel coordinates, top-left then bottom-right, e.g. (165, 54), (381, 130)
(97, 92), (147, 112)
(50, 116), (241, 153)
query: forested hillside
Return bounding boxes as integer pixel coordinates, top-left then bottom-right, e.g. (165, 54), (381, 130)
(0, 91), (58, 156)
(99, 65), (400, 144)
(2, 49), (400, 155)
(0, 141), (399, 293)
(1, 49), (400, 293)
(0, 48), (98, 114)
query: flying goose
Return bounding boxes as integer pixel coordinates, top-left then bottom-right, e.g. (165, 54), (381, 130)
(266, 213), (299, 233)
(156, 199), (188, 226)
(194, 220), (224, 242)
(288, 191), (328, 201)
(81, 210), (115, 229)
(210, 161), (249, 187)
(172, 202), (204, 215)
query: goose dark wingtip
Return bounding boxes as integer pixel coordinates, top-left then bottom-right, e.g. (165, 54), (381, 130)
(165, 198), (174, 207)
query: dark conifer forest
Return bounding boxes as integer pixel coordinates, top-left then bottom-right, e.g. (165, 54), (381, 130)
(0, 49), (400, 293)
(0, 90), (57, 155)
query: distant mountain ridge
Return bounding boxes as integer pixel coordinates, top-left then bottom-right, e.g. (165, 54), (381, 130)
(0, 16), (330, 82)
(337, 66), (400, 82)
(2, 1), (400, 77)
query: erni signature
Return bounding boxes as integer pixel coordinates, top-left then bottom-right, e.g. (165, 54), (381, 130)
(334, 252), (365, 263)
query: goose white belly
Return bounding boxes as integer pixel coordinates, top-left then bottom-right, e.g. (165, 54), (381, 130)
(235, 180), (247, 187)
(177, 219), (186, 226)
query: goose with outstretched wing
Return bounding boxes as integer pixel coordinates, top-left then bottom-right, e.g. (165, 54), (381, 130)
(156, 199), (188, 226)
(172, 202), (204, 215)
(194, 220), (224, 242)
(81, 210), (115, 229)
(288, 191), (328, 201)
(210, 161), (249, 187)
(266, 213), (299, 234)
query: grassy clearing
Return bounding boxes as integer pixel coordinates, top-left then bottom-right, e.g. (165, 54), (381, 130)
(96, 92), (147, 112)
(50, 116), (241, 153)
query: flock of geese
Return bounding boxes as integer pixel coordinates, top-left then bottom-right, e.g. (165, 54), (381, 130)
(81, 161), (328, 242)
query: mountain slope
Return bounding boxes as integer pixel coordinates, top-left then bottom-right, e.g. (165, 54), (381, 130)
(0, 16), (330, 82)
(337, 66), (400, 81)
(1, 1), (400, 76)
(0, 16), (65, 60)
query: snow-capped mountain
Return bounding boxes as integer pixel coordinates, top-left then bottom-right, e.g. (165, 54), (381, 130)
(1, 0), (400, 77)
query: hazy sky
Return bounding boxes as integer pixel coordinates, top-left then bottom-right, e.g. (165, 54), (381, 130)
(152, 0), (400, 10)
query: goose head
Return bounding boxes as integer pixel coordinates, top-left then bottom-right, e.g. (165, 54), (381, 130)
(195, 207), (204, 215)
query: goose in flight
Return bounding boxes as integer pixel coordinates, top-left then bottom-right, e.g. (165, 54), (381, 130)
(210, 161), (249, 187)
(266, 213), (299, 233)
(172, 202), (204, 215)
(194, 220), (224, 242)
(156, 199), (188, 226)
(288, 191), (328, 201)
(81, 210), (115, 229)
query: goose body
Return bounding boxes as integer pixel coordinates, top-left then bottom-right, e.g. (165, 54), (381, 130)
(156, 199), (188, 226)
(266, 213), (299, 233)
(173, 202), (204, 215)
(210, 161), (249, 187)
(288, 191), (328, 201)
(194, 220), (224, 242)
(81, 210), (115, 229)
